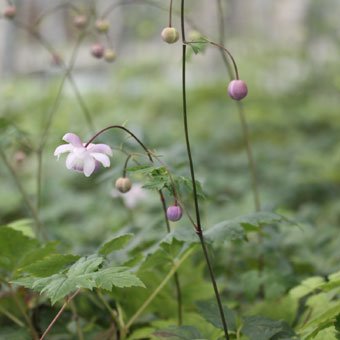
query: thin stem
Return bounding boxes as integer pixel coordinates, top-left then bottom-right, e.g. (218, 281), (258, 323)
(168, 0), (173, 27)
(123, 247), (194, 334)
(8, 284), (39, 339)
(237, 103), (261, 211)
(180, 1), (229, 339)
(122, 154), (132, 177)
(0, 305), (25, 328)
(40, 289), (80, 340)
(85, 125), (152, 162)
(69, 300), (84, 340)
(0, 149), (46, 240)
(214, 1), (260, 211)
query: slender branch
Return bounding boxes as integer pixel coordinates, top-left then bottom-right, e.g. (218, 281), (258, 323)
(40, 289), (80, 340)
(123, 247), (194, 334)
(69, 300), (84, 340)
(169, 0), (173, 27)
(0, 305), (25, 327)
(180, 1), (229, 339)
(0, 149), (46, 240)
(214, 0), (261, 211)
(8, 284), (39, 339)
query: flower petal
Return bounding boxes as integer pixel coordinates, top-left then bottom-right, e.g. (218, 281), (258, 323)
(91, 153), (111, 167)
(87, 143), (112, 156)
(83, 157), (96, 177)
(54, 144), (74, 158)
(65, 153), (77, 170)
(63, 133), (83, 147)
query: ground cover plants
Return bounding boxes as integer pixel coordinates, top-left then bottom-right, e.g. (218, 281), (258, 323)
(1, 0), (340, 339)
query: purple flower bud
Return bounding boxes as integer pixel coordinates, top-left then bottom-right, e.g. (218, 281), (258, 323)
(166, 205), (183, 222)
(3, 6), (16, 19)
(228, 80), (248, 101)
(90, 43), (105, 59)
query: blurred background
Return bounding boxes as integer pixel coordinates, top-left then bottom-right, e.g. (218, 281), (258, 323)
(1, 0), (340, 303)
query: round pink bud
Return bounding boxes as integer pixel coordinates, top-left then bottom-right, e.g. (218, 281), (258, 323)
(95, 19), (110, 33)
(3, 6), (16, 19)
(161, 27), (179, 44)
(227, 80), (248, 101)
(74, 15), (88, 29)
(90, 43), (105, 59)
(115, 177), (132, 193)
(166, 205), (183, 222)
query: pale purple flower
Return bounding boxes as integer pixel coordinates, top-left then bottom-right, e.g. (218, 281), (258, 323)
(54, 133), (112, 177)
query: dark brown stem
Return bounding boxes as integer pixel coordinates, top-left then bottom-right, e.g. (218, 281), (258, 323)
(181, 1), (229, 338)
(40, 289), (80, 340)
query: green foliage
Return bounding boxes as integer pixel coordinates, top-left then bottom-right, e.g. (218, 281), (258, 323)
(205, 212), (286, 244)
(242, 316), (296, 340)
(153, 325), (205, 339)
(99, 233), (134, 256)
(14, 255), (145, 305)
(196, 300), (237, 331)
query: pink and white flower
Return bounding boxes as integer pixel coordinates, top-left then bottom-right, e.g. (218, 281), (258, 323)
(54, 133), (112, 177)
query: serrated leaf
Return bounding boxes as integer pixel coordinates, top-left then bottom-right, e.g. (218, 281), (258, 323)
(205, 212), (285, 244)
(242, 316), (296, 340)
(14, 255), (144, 304)
(99, 234), (134, 256)
(196, 299), (237, 331)
(289, 277), (325, 299)
(153, 325), (205, 339)
(21, 254), (79, 277)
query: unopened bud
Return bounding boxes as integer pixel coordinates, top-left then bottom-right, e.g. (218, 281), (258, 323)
(95, 19), (110, 33)
(90, 43), (105, 59)
(161, 27), (179, 44)
(104, 49), (116, 63)
(115, 177), (132, 193)
(227, 80), (248, 101)
(3, 6), (16, 19)
(74, 15), (88, 29)
(166, 205), (183, 222)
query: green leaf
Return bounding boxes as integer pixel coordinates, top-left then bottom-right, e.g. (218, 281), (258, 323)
(153, 325), (205, 339)
(196, 300), (237, 331)
(289, 276), (325, 299)
(0, 327), (31, 340)
(18, 242), (59, 268)
(0, 226), (39, 273)
(14, 255), (144, 304)
(205, 212), (285, 244)
(99, 233), (134, 256)
(20, 254), (79, 277)
(242, 316), (296, 340)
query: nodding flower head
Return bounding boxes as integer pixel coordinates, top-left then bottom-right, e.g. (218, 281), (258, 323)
(166, 205), (183, 222)
(161, 27), (179, 44)
(90, 43), (105, 59)
(228, 80), (248, 101)
(115, 177), (132, 193)
(54, 133), (112, 177)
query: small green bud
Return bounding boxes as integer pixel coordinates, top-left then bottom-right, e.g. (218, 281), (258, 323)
(95, 19), (110, 33)
(104, 49), (116, 63)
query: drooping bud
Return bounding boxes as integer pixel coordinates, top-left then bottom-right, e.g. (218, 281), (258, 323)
(115, 177), (132, 193)
(95, 19), (110, 33)
(161, 27), (179, 44)
(227, 80), (248, 101)
(90, 43), (105, 59)
(3, 6), (16, 19)
(73, 15), (88, 29)
(104, 49), (116, 63)
(166, 205), (183, 222)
